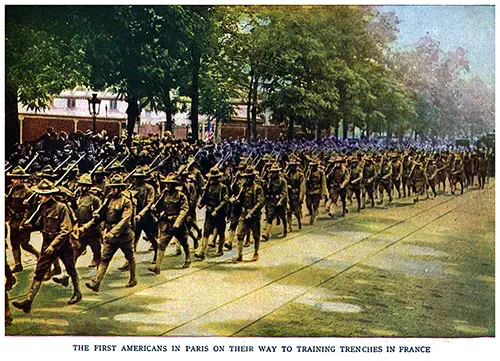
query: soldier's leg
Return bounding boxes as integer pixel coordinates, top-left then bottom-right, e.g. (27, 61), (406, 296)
(175, 229), (191, 268)
(85, 242), (117, 291)
(261, 207), (275, 242)
(251, 218), (261, 261)
(378, 183), (384, 204)
(354, 188), (361, 211)
(196, 215), (215, 260)
(143, 217), (158, 263)
(232, 219), (248, 262)
(148, 230), (174, 274)
(430, 181), (437, 197)
(88, 234), (102, 268)
(386, 182), (393, 202)
(278, 206), (287, 237)
(120, 241), (137, 287)
(19, 228), (39, 260)
(286, 205), (293, 232)
(215, 217), (227, 256)
(340, 189), (347, 216)
(9, 226), (23, 272)
(58, 246), (82, 304)
(12, 249), (56, 312)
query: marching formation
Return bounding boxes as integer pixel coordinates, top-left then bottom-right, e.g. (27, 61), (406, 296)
(5, 129), (494, 325)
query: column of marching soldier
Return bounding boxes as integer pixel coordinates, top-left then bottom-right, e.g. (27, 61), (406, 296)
(4, 139), (492, 325)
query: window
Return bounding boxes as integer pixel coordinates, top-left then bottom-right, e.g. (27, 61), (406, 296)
(110, 99), (118, 110)
(67, 98), (76, 108)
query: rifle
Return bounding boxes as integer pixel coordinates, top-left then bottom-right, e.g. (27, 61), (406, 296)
(23, 152), (40, 173)
(216, 152), (232, 169)
(149, 155), (171, 173)
(53, 154), (72, 173)
(119, 153), (131, 166)
(148, 153), (162, 168)
(89, 159), (104, 177)
(104, 155), (120, 170)
(23, 202), (43, 227)
(54, 153), (86, 187)
(124, 166), (139, 182)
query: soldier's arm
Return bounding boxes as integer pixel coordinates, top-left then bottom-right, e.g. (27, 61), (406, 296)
(341, 169), (350, 188)
(137, 186), (155, 218)
(320, 171), (328, 197)
(48, 205), (73, 249)
(278, 178), (288, 205)
(174, 193), (189, 228)
(249, 185), (265, 215)
(299, 173), (306, 200)
(108, 198), (133, 238)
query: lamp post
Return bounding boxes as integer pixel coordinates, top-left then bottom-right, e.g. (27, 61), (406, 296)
(88, 93), (101, 134)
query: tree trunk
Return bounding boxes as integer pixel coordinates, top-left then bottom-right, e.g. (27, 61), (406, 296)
(5, 82), (19, 155)
(251, 75), (259, 141)
(190, 44), (201, 141)
(334, 121), (339, 139)
(342, 119), (348, 140)
(126, 95), (140, 142)
(164, 92), (173, 132)
(246, 74), (253, 140)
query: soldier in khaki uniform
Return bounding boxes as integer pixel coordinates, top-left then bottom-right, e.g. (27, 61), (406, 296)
(231, 166), (265, 262)
(362, 157), (377, 208)
(348, 158), (363, 212)
(225, 161), (247, 250)
(377, 156), (393, 204)
(306, 161), (327, 225)
(261, 164), (288, 241)
(13, 179), (82, 313)
(73, 173), (102, 268)
(131, 166), (158, 263)
(85, 174), (137, 292)
(409, 160), (427, 203)
(425, 159), (438, 198)
(326, 157), (350, 217)
(6, 166), (40, 272)
(285, 161), (305, 232)
(391, 154), (403, 198)
(195, 167), (229, 259)
(148, 173), (190, 274)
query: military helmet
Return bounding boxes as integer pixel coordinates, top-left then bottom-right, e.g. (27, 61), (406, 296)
(32, 179), (59, 194)
(7, 166), (30, 178)
(77, 173), (93, 185)
(107, 174), (127, 188)
(37, 165), (58, 179)
(107, 161), (125, 172)
(160, 173), (178, 184)
(206, 167), (223, 178)
(132, 165), (150, 178)
(268, 163), (281, 172)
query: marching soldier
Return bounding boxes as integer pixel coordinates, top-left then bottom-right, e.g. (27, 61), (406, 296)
(85, 174), (137, 292)
(348, 157), (363, 212)
(261, 164), (288, 241)
(148, 173), (190, 274)
(327, 157), (350, 217)
(362, 157), (377, 208)
(377, 156), (393, 204)
(73, 173), (102, 268)
(6, 166), (40, 272)
(306, 160), (327, 225)
(195, 167), (229, 259)
(231, 166), (265, 262)
(391, 153), (403, 198)
(225, 161), (247, 250)
(425, 159), (438, 198)
(13, 179), (82, 313)
(409, 160), (427, 203)
(436, 153), (448, 193)
(477, 151), (488, 189)
(285, 160), (305, 232)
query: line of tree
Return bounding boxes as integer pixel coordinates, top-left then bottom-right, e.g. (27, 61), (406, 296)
(5, 5), (495, 154)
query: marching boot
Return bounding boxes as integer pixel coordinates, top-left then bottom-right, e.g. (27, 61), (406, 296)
(281, 217), (287, 238)
(53, 275), (70, 287)
(194, 237), (209, 260)
(261, 222), (272, 242)
(297, 215), (302, 230)
(125, 260), (137, 288)
(232, 241), (244, 263)
(117, 261), (129, 272)
(13, 279), (41, 313)
(182, 245), (191, 269)
(85, 261), (109, 292)
(148, 249), (165, 275)
(215, 238), (224, 257)
(224, 230), (234, 251)
(67, 274), (82, 305)
(12, 249), (22, 272)
(287, 214), (293, 233)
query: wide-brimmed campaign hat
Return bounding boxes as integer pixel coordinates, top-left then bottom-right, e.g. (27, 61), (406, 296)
(77, 173), (93, 185)
(32, 179), (59, 194)
(7, 166), (30, 178)
(206, 167), (223, 178)
(160, 173), (179, 184)
(107, 174), (127, 188)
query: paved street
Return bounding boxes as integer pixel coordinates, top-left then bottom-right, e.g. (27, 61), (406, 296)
(6, 181), (495, 337)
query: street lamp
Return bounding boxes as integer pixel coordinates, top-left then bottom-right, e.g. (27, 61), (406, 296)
(88, 93), (101, 134)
